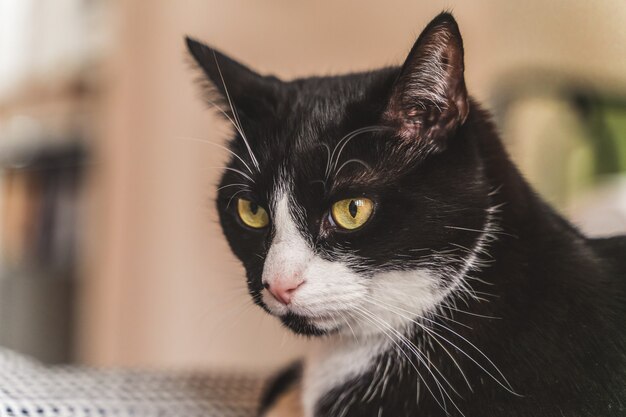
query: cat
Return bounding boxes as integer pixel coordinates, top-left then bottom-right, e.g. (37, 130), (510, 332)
(186, 12), (626, 417)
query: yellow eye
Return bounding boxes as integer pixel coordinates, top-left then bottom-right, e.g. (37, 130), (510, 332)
(331, 198), (374, 230)
(237, 198), (269, 229)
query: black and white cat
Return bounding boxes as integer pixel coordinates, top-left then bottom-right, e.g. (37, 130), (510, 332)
(186, 12), (626, 417)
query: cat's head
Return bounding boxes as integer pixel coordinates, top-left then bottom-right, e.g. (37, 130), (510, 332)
(187, 13), (495, 337)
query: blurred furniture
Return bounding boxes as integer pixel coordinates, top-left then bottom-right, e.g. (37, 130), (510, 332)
(0, 0), (104, 363)
(0, 347), (266, 417)
(0, 142), (86, 363)
(493, 71), (626, 236)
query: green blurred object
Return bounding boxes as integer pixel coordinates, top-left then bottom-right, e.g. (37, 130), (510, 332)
(573, 94), (626, 177)
(493, 71), (626, 212)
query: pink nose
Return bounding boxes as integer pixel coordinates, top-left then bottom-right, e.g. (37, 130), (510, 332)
(264, 278), (305, 305)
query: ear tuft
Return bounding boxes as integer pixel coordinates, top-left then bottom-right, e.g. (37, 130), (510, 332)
(185, 36), (253, 101)
(185, 36), (280, 121)
(384, 13), (469, 150)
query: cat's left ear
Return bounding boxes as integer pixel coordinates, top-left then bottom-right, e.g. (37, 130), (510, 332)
(185, 37), (280, 120)
(384, 13), (469, 150)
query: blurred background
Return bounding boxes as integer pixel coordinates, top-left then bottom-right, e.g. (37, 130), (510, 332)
(0, 0), (625, 371)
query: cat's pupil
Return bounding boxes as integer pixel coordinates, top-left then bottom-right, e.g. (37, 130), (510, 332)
(349, 200), (358, 218)
(250, 202), (259, 215)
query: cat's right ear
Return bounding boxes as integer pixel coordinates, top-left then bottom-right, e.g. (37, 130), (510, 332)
(185, 37), (280, 120)
(383, 13), (469, 152)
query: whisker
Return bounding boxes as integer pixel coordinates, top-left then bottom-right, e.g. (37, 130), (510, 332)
(176, 135), (255, 175)
(361, 288), (473, 330)
(430, 311), (472, 330)
(328, 126), (389, 180)
(319, 142), (332, 180)
(335, 158), (372, 177)
(211, 50), (260, 171)
(441, 305), (501, 320)
(226, 189), (250, 208)
(219, 167), (255, 183)
(463, 275), (495, 286)
(217, 183), (251, 192)
(420, 315), (519, 395)
(364, 291), (517, 395)
(351, 307), (450, 413)
(362, 294), (473, 393)
(331, 127), (385, 169)
(487, 184), (504, 196)
(202, 98), (252, 149)
(338, 310), (359, 343)
(309, 179), (326, 190)
(444, 225), (517, 239)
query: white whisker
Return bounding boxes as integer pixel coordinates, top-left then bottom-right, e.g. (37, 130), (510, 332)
(353, 305), (463, 415)
(217, 183), (251, 192)
(335, 158), (372, 177)
(319, 142), (332, 180)
(211, 50), (260, 171)
(176, 135), (255, 175)
(351, 307), (450, 413)
(420, 315), (519, 395)
(219, 167), (255, 183)
(226, 189), (250, 208)
(444, 225), (517, 239)
(362, 294), (473, 393)
(328, 126), (389, 180)
(442, 305), (501, 320)
(364, 286), (516, 396)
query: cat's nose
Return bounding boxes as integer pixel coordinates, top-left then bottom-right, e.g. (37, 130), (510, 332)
(264, 278), (305, 305)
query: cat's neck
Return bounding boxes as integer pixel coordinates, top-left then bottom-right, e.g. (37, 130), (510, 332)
(302, 335), (391, 417)
(467, 101), (583, 241)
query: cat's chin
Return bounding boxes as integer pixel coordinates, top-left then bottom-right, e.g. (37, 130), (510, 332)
(279, 312), (342, 337)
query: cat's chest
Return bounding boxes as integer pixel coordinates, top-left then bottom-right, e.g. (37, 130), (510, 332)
(301, 337), (390, 417)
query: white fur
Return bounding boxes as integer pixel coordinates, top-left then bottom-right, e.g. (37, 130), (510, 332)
(361, 268), (441, 333)
(303, 337), (390, 417)
(261, 182), (368, 326)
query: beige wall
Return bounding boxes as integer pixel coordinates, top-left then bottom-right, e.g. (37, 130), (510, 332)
(78, 0), (626, 370)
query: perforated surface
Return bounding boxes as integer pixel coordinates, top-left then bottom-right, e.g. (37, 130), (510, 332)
(0, 348), (266, 417)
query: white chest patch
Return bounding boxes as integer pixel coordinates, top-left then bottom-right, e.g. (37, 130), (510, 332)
(302, 336), (390, 417)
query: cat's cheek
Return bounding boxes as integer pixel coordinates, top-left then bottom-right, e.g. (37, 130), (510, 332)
(292, 259), (366, 315)
(362, 268), (443, 331)
(261, 256), (365, 320)
(307, 316), (344, 333)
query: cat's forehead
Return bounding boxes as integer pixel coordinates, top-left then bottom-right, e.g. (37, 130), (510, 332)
(225, 69), (403, 201)
(258, 133), (394, 209)
(279, 70), (396, 130)
(258, 71), (395, 156)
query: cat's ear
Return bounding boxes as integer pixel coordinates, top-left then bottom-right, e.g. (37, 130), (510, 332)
(383, 13), (469, 150)
(185, 37), (280, 120)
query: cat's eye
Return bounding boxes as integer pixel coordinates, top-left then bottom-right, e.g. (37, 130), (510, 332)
(237, 198), (269, 229)
(331, 198), (374, 230)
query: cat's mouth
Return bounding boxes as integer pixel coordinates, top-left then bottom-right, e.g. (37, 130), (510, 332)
(279, 312), (342, 336)
(260, 296), (344, 335)
(261, 287), (349, 334)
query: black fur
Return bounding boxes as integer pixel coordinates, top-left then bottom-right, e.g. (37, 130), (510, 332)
(187, 12), (626, 417)
(258, 361), (302, 415)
